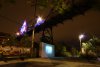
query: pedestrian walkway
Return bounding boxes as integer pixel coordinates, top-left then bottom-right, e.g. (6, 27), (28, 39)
(0, 58), (100, 67)
(0, 58), (61, 65)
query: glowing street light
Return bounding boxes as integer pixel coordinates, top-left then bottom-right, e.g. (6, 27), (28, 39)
(79, 34), (85, 48)
(34, 16), (44, 27)
(16, 32), (20, 36)
(37, 16), (43, 23)
(20, 20), (27, 35)
(31, 16), (44, 57)
(32, 16), (44, 41)
(32, 16), (44, 45)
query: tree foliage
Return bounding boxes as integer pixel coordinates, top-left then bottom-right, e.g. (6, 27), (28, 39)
(89, 36), (100, 56)
(20, 34), (32, 47)
(5, 35), (18, 46)
(81, 36), (100, 57)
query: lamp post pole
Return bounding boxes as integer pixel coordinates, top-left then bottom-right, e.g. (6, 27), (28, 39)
(31, 29), (34, 57)
(79, 38), (81, 48)
(31, 16), (43, 57)
(79, 34), (84, 51)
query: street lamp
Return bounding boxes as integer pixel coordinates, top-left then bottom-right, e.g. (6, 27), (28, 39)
(35, 16), (44, 27)
(32, 16), (43, 45)
(31, 16), (44, 57)
(16, 32), (20, 36)
(79, 34), (84, 49)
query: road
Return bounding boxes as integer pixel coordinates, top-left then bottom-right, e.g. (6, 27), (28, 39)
(0, 58), (100, 67)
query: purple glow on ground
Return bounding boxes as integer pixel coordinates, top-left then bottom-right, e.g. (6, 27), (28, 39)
(35, 16), (44, 27)
(20, 20), (27, 34)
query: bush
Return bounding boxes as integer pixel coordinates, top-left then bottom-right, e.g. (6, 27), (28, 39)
(61, 46), (72, 57)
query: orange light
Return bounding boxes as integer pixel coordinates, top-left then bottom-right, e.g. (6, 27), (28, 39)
(16, 32), (20, 36)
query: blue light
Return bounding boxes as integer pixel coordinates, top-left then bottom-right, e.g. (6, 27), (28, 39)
(35, 16), (44, 27)
(45, 45), (53, 54)
(20, 20), (27, 34)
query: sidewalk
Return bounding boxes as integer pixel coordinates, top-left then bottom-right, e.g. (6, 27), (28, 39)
(0, 58), (100, 67)
(0, 58), (61, 65)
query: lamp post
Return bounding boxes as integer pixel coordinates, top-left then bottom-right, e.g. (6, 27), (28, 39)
(31, 16), (43, 57)
(79, 34), (84, 50)
(31, 29), (34, 57)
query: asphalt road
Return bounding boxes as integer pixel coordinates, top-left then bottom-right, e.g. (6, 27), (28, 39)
(0, 58), (100, 67)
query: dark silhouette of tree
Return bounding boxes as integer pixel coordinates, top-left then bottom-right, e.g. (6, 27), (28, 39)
(27, 0), (100, 34)
(20, 34), (32, 47)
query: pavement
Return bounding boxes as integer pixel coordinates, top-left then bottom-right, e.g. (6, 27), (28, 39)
(0, 58), (100, 67)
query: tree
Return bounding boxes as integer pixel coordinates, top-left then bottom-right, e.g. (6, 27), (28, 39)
(81, 35), (100, 58)
(27, 0), (74, 15)
(5, 35), (18, 46)
(20, 34), (32, 47)
(71, 47), (79, 57)
(89, 36), (100, 57)
(29, 0), (100, 14)
(61, 46), (72, 57)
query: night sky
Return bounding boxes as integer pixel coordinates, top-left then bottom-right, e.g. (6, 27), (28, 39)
(0, 0), (100, 44)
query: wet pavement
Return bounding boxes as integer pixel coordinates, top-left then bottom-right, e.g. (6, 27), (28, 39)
(0, 58), (100, 67)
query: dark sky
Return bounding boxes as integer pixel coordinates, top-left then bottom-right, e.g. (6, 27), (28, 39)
(0, 0), (100, 44)
(53, 10), (100, 42)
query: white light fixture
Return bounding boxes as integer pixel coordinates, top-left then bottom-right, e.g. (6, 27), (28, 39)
(79, 34), (84, 40)
(79, 34), (85, 51)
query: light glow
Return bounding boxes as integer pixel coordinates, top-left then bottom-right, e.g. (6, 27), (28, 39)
(45, 45), (53, 54)
(20, 20), (27, 34)
(16, 32), (20, 36)
(35, 16), (44, 27)
(40, 42), (55, 58)
(79, 34), (84, 40)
